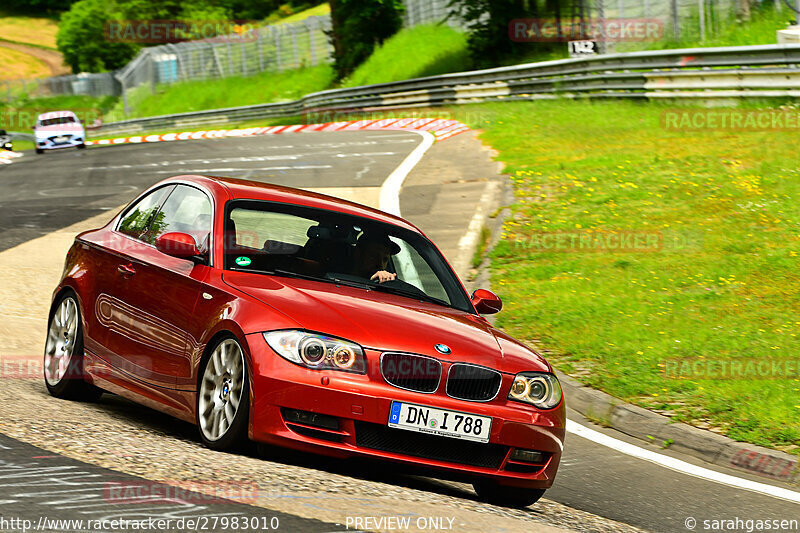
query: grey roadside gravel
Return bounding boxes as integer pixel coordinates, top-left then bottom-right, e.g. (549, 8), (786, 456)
(0, 379), (645, 533)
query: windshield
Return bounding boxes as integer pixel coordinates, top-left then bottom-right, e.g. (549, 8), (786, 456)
(223, 200), (473, 313)
(39, 116), (76, 126)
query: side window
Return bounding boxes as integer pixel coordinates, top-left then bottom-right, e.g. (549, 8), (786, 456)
(148, 185), (212, 247)
(118, 186), (174, 242)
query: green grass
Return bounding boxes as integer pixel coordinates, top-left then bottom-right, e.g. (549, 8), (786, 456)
(105, 24), (470, 119)
(273, 3), (330, 24)
(2, 94), (117, 128)
(10, 139), (33, 151)
(451, 100), (800, 454)
(0, 45), (49, 80)
(105, 64), (334, 120)
(618, 5), (792, 53)
(0, 10), (59, 49)
(341, 24), (471, 88)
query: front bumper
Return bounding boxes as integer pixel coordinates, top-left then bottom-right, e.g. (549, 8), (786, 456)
(36, 134), (84, 150)
(246, 334), (565, 489)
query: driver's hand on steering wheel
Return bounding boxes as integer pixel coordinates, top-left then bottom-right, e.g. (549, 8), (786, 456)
(370, 270), (397, 283)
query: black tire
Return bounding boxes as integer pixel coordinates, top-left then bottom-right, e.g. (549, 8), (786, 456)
(44, 292), (103, 401)
(473, 479), (546, 508)
(35, 148), (44, 154)
(196, 336), (250, 451)
(77, 143), (86, 150)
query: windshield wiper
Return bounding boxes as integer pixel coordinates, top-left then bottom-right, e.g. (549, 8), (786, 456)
(273, 269), (372, 291)
(271, 269), (329, 283)
(369, 283), (450, 308)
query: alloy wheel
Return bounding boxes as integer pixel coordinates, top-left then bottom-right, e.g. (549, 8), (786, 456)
(44, 297), (79, 386)
(198, 339), (246, 442)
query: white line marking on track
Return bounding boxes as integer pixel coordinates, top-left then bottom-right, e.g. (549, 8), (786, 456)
(379, 131), (435, 216)
(566, 419), (800, 504)
(144, 165), (333, 175)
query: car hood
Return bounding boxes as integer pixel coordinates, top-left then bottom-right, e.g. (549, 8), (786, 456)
(223, 271), (550, 375)
(34, 125), (83, 136)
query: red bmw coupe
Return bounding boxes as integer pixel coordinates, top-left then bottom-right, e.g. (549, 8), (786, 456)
(45, 175), (565, 507)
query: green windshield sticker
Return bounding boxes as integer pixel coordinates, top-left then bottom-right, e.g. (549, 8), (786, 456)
(235, 256), (252, 267)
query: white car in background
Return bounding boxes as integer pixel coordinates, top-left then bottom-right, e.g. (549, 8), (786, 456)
(33, 111), (86, 154)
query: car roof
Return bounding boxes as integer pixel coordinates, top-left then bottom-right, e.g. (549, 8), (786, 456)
(173, 175), (422, 234)
(37, 111), (77, 120)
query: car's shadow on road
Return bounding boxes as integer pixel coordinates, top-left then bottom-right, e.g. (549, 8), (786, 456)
(36, 385), (497, 507)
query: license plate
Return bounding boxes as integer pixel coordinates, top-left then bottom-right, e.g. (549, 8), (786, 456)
(388, 401), (492, 443)
(55, 136), (67, 142)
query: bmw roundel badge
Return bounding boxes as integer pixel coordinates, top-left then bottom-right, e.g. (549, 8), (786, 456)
(434, 344), (451, 355)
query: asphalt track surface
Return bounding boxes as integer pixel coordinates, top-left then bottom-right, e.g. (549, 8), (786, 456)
(0, 131), (419, 252)
(0, 433), (333, 533)
(1, 131), (798, 532)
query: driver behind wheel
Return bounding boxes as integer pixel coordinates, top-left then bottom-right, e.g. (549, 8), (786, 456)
(352, 233), (401, 283)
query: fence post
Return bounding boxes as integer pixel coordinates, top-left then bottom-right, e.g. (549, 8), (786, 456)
(671, 0), (680, 41)
(596, 0), (607, 54)
(698, 0), (706, 42)
(275, 29), (283, 72)
(258, 29), (265, 72)
(241, 39), (247, 76)
(308, 20), (317, 66)
(120, 77), (129, 116)
(291, 26), (299, 69)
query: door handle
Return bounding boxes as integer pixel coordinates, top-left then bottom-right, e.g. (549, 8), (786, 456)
(117, 264), (136, 277)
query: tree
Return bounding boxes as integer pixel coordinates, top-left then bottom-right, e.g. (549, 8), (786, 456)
(57, 0), (139, 73)
(328, 0), (404, 81)
(3, 0), (77, 13)
(449, 0), (570, 68)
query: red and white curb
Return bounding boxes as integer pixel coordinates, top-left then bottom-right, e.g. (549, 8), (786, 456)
(0, 151), (23, 165)
(86, 118), (470, 148)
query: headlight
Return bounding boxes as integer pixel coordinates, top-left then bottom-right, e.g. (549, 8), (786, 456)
(508, 372), (562, 409)
(263, 330), (366, 374)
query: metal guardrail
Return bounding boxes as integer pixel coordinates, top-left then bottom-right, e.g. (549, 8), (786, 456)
(96, 44), (800, 136)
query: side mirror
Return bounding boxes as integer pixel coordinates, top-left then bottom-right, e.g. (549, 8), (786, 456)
(155, 232), (201, 260)
(471, 289), (503, 315)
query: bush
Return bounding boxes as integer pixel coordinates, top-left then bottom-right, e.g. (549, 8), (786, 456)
(57, 0), (139, 73)
(328, 0), (404, 80)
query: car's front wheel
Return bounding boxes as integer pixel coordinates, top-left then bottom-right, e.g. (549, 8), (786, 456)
(473, 479), (546, 508)
(197, 336), (250, 450)
(44, 292), (103, 401)
(35, 148), (43, 154)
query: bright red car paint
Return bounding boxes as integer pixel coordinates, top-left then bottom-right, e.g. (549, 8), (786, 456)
(53, 175), (565, 489)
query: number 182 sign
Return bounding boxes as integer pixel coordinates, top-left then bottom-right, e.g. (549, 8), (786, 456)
(568, 40), (598, 57)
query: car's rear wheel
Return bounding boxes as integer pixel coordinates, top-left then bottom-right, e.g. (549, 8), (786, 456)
(472, 480), (546, 508)
(44, 292), (103, 401)
(197, 337), (250, 450)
